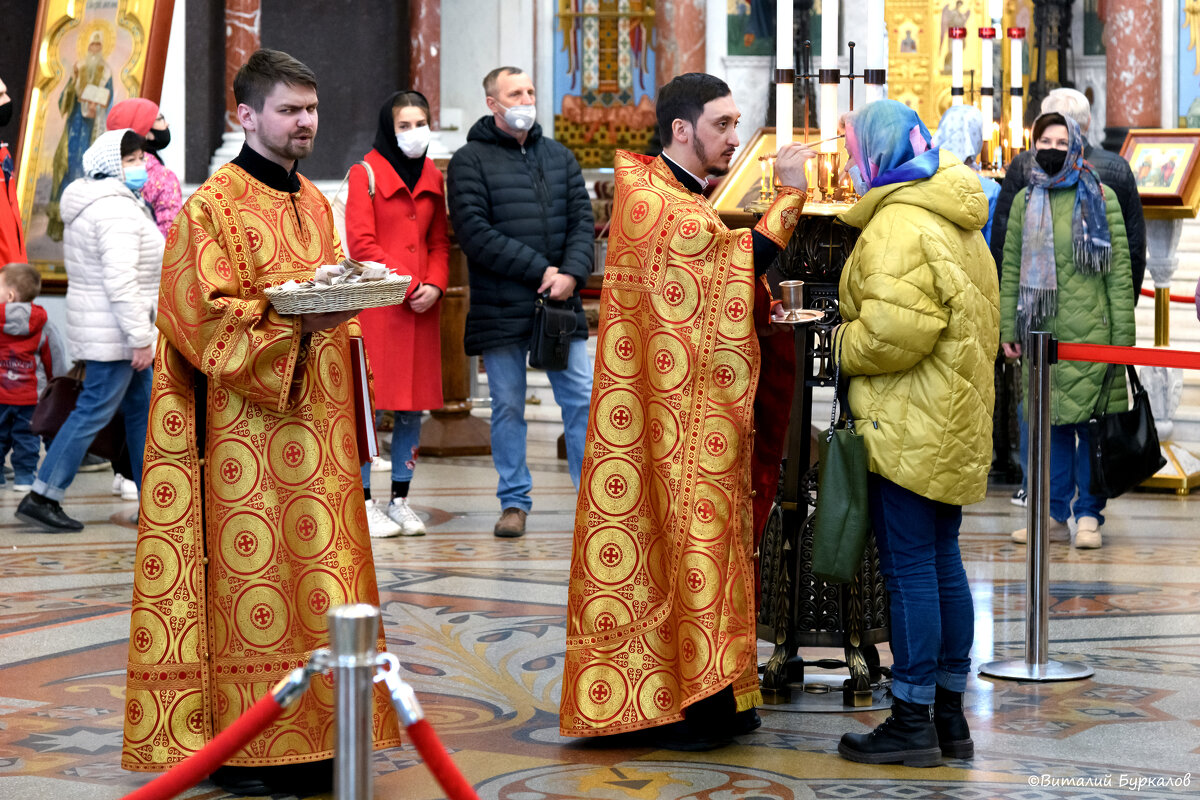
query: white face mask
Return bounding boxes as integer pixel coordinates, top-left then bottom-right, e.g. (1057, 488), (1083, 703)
(396, 125), (431, 158)
(497, 101), (537, 131)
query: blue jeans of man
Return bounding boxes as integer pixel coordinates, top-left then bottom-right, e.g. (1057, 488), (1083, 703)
(1048, 421), (1106, 524)
(33, 360), (152, 502)
(482, 338), (592, 511)
(867, 473), (973, 705)
(0, 404), (39, 485)
(360, 410), (423, 488)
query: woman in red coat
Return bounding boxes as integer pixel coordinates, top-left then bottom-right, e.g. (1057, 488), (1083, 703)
(346, 91), (450, 538)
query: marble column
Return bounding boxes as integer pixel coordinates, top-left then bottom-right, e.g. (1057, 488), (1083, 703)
(1101, 0), (1160, 152)
(410, 0), (450, 158)
(410, 0), (441, 129)
(210, 0), (260, 174)
(655, 0), (706, 90)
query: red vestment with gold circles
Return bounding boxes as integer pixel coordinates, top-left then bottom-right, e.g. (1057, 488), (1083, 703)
(559, 151), (804, 736)
(122, 163), (400, 770)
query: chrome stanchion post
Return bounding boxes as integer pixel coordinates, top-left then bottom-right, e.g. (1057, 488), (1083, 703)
(329, 604), (380, 800)
(980, 332), (1092, 682)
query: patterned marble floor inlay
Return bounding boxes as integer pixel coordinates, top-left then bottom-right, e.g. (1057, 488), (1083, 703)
(1, 428), (1197, 799)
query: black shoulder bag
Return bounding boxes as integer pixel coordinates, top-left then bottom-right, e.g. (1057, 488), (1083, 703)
(1087, 364), (1166, 498)
(529, 292), (577, 372)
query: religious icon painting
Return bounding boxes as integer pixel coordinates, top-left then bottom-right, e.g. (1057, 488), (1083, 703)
(1120, 129), (1200, 212)
(13, 0), (174, 291)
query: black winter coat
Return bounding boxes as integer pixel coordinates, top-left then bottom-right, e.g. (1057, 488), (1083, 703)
(991, 146), (1146, 305)
(447, 116), (594, 355)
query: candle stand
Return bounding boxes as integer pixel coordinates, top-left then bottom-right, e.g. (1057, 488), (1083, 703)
(752, 206), (892, 709)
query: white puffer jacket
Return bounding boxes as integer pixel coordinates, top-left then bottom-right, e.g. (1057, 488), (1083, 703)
(60, 129), (164, 362)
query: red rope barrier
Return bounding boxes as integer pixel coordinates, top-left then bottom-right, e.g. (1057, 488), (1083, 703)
(1139, 287), (1197, 304)
(407, 718), (481, 800)
(121, 691), (284, 800)
(1057, 342), (1200, 371)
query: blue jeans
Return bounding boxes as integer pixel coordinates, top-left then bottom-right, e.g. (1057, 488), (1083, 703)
(33, 360), (152, 502)
(361, 410), (423, 487)
(482, 338), (592, 511)
(0, 404), (39, 485)
(1049, 422), (1106, 524)
(867, 474), (973, 705)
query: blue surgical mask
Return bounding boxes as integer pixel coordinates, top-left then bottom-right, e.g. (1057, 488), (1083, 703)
(847, 164), (870, 196)
(124, 165), (148, 193)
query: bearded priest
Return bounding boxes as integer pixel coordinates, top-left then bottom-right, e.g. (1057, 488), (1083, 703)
(559, 73), (815, 751)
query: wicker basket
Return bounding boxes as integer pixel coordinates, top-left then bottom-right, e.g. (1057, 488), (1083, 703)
(265, 275), (412, 315)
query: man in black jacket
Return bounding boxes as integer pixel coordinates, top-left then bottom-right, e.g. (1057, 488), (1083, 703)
(447, 66), (594, 539)
(991, 87), (1145, 501)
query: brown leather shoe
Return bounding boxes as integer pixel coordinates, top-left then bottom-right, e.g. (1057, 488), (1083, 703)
(494, 507), (527, 538)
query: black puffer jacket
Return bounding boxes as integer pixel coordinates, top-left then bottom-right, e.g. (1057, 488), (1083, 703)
(991, 146), (1146, 305)
(447, 116), (594, 354)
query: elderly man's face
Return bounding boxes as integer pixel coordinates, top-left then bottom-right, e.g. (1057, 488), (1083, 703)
(88, 42), (102, 55)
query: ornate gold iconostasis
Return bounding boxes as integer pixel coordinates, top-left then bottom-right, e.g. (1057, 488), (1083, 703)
(888, 0), (1035, 124)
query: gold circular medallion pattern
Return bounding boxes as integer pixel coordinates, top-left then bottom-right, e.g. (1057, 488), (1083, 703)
(575, 663), (630, 724)
(593, 388), (645, 449)
(219, 511), (275, 576)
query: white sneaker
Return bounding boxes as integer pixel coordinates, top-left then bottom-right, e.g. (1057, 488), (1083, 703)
(113, 474), (138, 500)
(365, 498), (402, 538)
(1073, 516), (1102, 549)
(371, 457), (392, 473)
(387, 498), (426, 536)
(1011, 518), (1068, 544)
(11, 483), (31, 492)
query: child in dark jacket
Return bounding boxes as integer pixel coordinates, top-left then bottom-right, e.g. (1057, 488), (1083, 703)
(0, 263), (59, 490)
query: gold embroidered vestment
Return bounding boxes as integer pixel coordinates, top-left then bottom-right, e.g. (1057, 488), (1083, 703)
(560, 151), (804, 736)
(122, 163), (400, 770)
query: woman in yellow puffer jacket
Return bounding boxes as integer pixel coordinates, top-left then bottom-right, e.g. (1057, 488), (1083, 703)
(834, 100), (1000, 768)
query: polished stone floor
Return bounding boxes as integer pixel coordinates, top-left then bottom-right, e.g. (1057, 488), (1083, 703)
(1, 421), (1198, 800)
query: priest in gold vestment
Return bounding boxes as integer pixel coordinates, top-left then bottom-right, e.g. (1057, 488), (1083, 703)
(560, 74), (814, 750)
(122, 51), (398, 794)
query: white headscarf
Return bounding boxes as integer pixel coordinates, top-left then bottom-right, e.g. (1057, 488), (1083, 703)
(82, 128), (130, 180)
(931, 105), (983, 170)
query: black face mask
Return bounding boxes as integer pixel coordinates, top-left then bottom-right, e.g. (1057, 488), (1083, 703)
(1035, 147), (1067, 176)
(144, 127), (170, 152)
(0, 102), (12, 128)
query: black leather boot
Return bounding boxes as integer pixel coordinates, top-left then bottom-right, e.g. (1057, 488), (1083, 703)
(934, 685), (974, 758)
(838, 697), (943, 767)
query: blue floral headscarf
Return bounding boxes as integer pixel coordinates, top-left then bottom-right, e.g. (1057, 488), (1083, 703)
(843, 100), (940, 191)
(932, 105), (983, 170)
(1016, 112), (1112, 339)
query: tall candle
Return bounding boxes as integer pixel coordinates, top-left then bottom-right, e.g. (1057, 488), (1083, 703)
(980, 27), (996, 162)
(822, 0), (839, 69)
(865, 0), (886, 104)
(819, 83), (838, 153)
(776, 0), (794, 147)
(778, 0), (793, 70)
(1008, 28), (1025, 150)
(950, 28), (966, 105)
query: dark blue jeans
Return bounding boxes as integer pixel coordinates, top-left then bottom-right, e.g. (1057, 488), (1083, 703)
(1049, 422), (1106, 524)
(867, 474), (973, 705)
(33, 360), (151, 502)
(0, 404), (39, 485)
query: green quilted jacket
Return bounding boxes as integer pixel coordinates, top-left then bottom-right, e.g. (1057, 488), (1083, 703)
(838, 150), (1001, 507)
(999, 185), (1135, 425)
